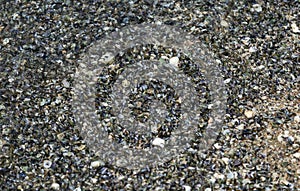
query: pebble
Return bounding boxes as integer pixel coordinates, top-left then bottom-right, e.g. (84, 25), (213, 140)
(293, 153), (300, 159)
(244, 110), (255, 118)
(169, 57), (179, 68)
(287, 136), (294, 143)
(0, 104), (5, 110)
(236, 124), (245, 130)
(224, 78), (231, 84)
(277, 134), (283, 142)
(249, 46), (257, 53)
(62, 79), (70, 88)
(183, 185), (191, 191)
(291, 23), (300, 33)
(221, 157), (230, 165)
(220, 19), (229, 27)
(241, 37), (250, 45)
(227, 172), (234, 179)
(100, 52), (114, 64)
(213, 143), (222, 149)
(152, 137), (165, 148)
(122, 79), (130, 87)
(242, 179), (251, 185)
(214, 173), (225, 180)
(0, 139), (3, 149)
(257, 65), (265, 70)
(51, 183), (60, 190)
(2, 38), (10, 45)
(43, 160), (52, 169)
(294, 115), (300, 123)
(252, 4), (262, 12)
(91, 160), (104, 168)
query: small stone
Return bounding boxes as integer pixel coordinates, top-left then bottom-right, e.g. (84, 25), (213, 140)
(91, 160), (104, 168)
(12, 13), (19, 20)
(207, 104), (213, 109)
(43, 160), (52, 169)
(287, 136), (294, 143)
(40, 99), (47, 106)
(249, 46), (257, 53)
(100, 52), (114, 64)
(73, 188), (81, 191)
(101, 102), (109, 107)
(155, 20), (162, 25)
(222, 157), (230, 165)
(204, 188), (212, 191)
(91, 178), (97, 183)
(187, 148), (197, 153)
(62, 79), (70, 88)
(0, 104), (5, 110)
(277, 134), (283, 142)
(214, 173), (225, 179)
(293, 153), (300, 159)
(76, 144), (86, 151)
(281, 179), (291, 186)
(220, 19), (229, 27)
(54, 98), (61, 104)
(227, 172), (234, 179)
(224, 78), (231, 84)
(242, 179), (251, 185)
(257, 65), (265, 70)
(222, 129), (230, 135)
(161, 55), (168, 60)
(291, 22), (300, 33)
(252, 4), (262, 12)
(261, 96), (268, 100)
(57, 133), (64, 140)
(3, 38), (10, 45)
(51, 183), (60, 190)
(183, 185), (191, 191)
(208, 117), (214, 124)
(213, 143), (222, 149)
(244, 110), (255, 118)
(294, 115), (300, 123)
(209, 177), (216, 184)
(103, 27), (110, 31)
(241, 37), (251, 45)
(118, 176), (125, 181)
(24, 98), (31, 102)
(2, 128), (10, 135)
(169, 57), (179, 68)
(122, 79), (130, 87)
(236, 124), (245, 130)
(152, 137), (165, 148)
(0, 139), (3, 149)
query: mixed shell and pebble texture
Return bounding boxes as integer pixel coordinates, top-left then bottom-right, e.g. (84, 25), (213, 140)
(0, 0), (299, 190)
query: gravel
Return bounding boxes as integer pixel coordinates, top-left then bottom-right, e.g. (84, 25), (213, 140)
(0, 0), (299, 190)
